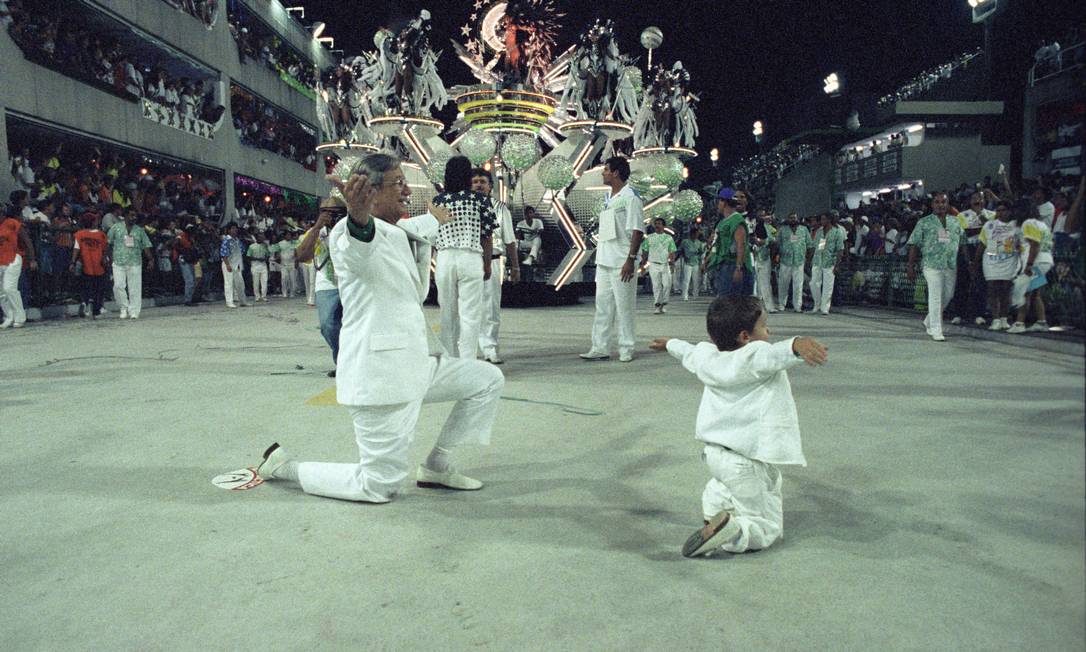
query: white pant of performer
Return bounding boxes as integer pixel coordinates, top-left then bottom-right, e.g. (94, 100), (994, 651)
(809, 266), (836, 314)
(648, 262), (672, 306)
(521, 237), (541, 263)
(590, 264), (637, 356)
(222, 262), (246, 306)
(0, 254), (25, 325)
(280, 261), (297, 297)
(701, 445), (783, 553)
(437, 248), (485, 359)
(112, 263), (143, 318)
(680, 260), (702, 300)
(755, 260), (776, 311)
(672, 259), (685, 293)
(777, 264), (805, 312)
(298, 356), (504, 503)
(922, 267), (956, 337)
(301, 261), (316, 305)
(478, 257), (503, 358)
(251, 261), (268, 301)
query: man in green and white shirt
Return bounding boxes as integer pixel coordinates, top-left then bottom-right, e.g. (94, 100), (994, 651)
(775, 213), (811, 312)
(907, 192), (964, 341)
(809, 213), (847, 315)
(105, 207), (152, 319)
(640, 217), (677, 314)
(678, 227), (706, 300)
(276, 233), (299, 298)
(246, 231), (272, 302)
(297, 199), (346, 374)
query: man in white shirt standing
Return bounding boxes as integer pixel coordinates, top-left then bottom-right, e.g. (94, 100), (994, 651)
(581, 157), (644, 363)
(473, 168), (520, 365)
(257, 153), (504, 501)
(639, 217), (676, 314)
(517, 205), (544, 267)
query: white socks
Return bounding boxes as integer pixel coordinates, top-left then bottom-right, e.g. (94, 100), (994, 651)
(425, 446), (452, 473)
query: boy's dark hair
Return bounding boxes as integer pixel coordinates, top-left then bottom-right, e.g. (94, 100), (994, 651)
(604, 156), (630, 181)
(707, 295), (764, 351)
(443, 156), (474, 193)
(471, 167), (493, 184)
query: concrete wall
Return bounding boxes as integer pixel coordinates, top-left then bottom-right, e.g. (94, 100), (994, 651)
(0, 0), (330, 210)
(900, 134), (1010, 191)
(774, 153), (833, 218)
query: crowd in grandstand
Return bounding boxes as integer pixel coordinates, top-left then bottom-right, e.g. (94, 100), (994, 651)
(227, 2), (320, 92)
(230, 86), (319, 170)
(160, 0), (218, 28)
(731, 143), (821, 187)
(877, 49), (983, 107)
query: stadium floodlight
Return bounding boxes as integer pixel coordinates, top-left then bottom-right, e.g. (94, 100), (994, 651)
(823, 72), (841, 96)
(969, 0), (997, 23)
(285, 6), (305, 17)
(318, 37), (335, 48)
(710, 147), (719, 162)
(752, 121), (764, 137)
(312, 22), (326, 39)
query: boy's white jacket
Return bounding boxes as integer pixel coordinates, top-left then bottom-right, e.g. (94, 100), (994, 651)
(667, 338), (807, 466)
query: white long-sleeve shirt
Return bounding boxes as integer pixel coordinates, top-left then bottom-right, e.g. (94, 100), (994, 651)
(667, 337), (807, 466)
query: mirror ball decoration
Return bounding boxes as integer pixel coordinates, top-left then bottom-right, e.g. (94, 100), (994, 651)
(500, 134), (542, 171)
(653, 154), (685, 191)
(329, 156), (361, 201)
(629, 168), (654, 195)
(459, 129), (498, 165)
(670, 189), (702, 220)
(537, 154), (575, 191)
(426, 150), (453, 186)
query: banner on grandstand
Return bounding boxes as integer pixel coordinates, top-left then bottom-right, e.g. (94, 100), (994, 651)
(278, 71), (317, 101)
(142, 99), (216, 140)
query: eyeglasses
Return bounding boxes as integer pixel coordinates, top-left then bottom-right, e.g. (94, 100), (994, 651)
(379, 177), (408, 189)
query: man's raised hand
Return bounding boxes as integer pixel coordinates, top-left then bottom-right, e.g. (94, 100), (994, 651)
(327, 173), (376, 223)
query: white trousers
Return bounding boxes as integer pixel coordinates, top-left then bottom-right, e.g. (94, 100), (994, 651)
(809, 266), (836, 314)
(672, 259), (685, 293)
(590, 264), (637, 355)
(436, 248), (485, 359)
(112, 264), (143, 317)
(297, 356), (504, 502)
(0, 254), (25, 325)
(520, 237), (541, 262)
(301, 261), (316, 304)
(251, 262), (268, 300)
(280, 261), (297, 297)
(680, 260), (702, 300)
(701, 445), (783, 553)
(755, 260), (776, 311)
(777, 264), (805, 312)
(648, 262), (672, 306)
(222, 262), (246, 306)
(922, 267), (956, 336)
(478, 258), (503, 357)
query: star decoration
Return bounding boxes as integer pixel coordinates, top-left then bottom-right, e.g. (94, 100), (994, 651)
(474, 0), (484, 8)
(470, 13), (477, 21)
(466, 39), (480, 53)
(461, 24), (472, 37)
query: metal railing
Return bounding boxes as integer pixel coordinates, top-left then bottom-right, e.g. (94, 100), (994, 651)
(1029, 42), (1086, 86)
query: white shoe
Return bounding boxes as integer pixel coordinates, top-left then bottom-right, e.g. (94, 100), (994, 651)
(682, 510), (742, 558)
(130, 314), (139, 320)
(579, 350), (610, 361)
(619, 351), (634, 363)
(988, 320), (1003, 331)
(119, 309), (129, 319)
(931, 333), (946, 341)
(256, 443), (290, 480)
(653, 306), (663, 314)
(768, 308), (780, 313)
(416, 465), (483, 491)
(975, 317), (987, 326)
(484, 353), (504, 365)
(1027, 321), (1049, 332)
(661, 305), (667, 314)
(226, 304), (238, 309)
(950, 316), (961, 325)
(12, 321), (25, 328)
(0, 320), (12, 329)
(1006, 322), (1027, 334)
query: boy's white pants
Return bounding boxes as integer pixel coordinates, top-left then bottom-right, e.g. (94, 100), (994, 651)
(0, 254), (25, 325)
(301, 261), (316, 304)
(478, 258), (503, 358)
(251, 262), (268, 300)
(222, 262), (246, 306)
(755, 260), (776, 311)
(590, 264), (637, 356)
(701, 445), (783, 553)
(922, 267), (956, 337)
(809, 265), (836, 314)
(436, 248), (484, 359)
(648, 262), (671, 306)
(680, 261), (702, 300)
(777, 264), (804, 312)
(297, 356), (504, 502)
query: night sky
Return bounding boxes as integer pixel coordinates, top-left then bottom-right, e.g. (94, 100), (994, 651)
(299, 0), (1080, 170)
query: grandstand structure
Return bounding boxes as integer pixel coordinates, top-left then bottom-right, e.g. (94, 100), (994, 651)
(0, 0), (335, 217)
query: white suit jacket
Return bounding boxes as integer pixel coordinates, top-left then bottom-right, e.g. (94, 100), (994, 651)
(329, 213), (442, 406)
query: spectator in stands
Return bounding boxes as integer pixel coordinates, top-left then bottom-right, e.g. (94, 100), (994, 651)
(11, 148), (35, 191)
(70, 212), (108, 318)
(0, 204), (38, 328)
(907, 192), (964, 342)
(107, 207), (153, 319)
(1033, 187), (1055, 229)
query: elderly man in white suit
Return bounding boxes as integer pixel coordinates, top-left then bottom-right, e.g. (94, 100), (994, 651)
(256, 153), (505, 501)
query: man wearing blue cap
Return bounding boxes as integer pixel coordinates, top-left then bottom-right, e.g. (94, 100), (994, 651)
(703, 188), (753, 297)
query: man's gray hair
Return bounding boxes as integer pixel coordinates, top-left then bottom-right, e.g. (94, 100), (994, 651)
(350, 152), (400, 187)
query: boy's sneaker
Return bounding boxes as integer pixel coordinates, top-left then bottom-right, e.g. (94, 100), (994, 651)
(682, 510), (742, 558)
(1006, 322), (1027, 334)
(1027, 321), (1049, 332)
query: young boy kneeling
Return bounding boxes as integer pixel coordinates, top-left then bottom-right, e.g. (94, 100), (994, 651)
(650, 295), (828, 557)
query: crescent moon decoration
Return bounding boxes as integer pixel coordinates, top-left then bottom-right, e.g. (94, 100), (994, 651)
(480, 2), (508, 52)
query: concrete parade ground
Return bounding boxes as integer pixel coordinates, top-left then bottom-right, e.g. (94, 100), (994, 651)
(3, 295), (1083, 650)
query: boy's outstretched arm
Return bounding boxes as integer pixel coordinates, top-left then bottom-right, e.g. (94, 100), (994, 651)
(792, 336), (829, 366)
